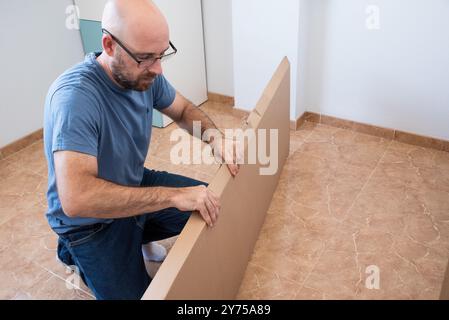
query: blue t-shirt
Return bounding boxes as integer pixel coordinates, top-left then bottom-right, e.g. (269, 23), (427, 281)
(43, 52), (176, 234)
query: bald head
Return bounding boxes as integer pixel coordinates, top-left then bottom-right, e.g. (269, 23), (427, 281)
(102, 0), (169, 53)
(97, 0), (171, 91)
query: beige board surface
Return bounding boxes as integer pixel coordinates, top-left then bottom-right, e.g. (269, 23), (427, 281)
(142, 57), (290, 300)
(440, 260), (449, 300)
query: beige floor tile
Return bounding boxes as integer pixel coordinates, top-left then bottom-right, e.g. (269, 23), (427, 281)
(289, 121), (316, 156)
(2, 101), (449, 299)
(24, 274), (94, 300)
(4, 141), (47, 177)
(0, 250), (50, 299)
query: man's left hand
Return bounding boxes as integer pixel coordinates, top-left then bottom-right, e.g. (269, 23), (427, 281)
(210, 136), (242, 177)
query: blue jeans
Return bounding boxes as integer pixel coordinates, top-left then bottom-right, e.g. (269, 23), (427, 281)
(57, 168), (206, 300)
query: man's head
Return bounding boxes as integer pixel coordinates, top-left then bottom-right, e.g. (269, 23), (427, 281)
(100, 0), (170, 91)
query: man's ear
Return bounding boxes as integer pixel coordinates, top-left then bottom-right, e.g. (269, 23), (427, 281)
(102, 35), (115, 57)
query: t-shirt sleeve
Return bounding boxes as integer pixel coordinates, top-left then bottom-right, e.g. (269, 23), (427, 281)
(152, 74), (176, 110)
(50, 87), (100, 157)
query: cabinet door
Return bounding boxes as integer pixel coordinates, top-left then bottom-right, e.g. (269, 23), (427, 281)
(74, 0), (106, 53)
(74, 0), (107, 21)
(153, 0), (208, 107)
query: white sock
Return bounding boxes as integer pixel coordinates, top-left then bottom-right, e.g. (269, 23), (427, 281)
(142, 242), (167, 262)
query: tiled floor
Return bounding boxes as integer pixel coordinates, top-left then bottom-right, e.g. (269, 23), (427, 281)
(1, 101), (448, 299)
(237, 120), (449, 299)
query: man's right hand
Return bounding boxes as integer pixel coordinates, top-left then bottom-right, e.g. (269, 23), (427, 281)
(173, 185), (220, 227)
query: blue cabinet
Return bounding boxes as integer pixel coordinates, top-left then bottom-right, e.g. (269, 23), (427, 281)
(79, 19), (103, 53)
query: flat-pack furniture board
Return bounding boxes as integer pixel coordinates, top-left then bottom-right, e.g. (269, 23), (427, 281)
(142, 57), (290, 299)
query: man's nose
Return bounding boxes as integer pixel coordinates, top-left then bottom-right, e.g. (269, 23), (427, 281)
(148, 59), (163, 75)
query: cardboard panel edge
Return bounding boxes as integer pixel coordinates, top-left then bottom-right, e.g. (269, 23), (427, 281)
(142, 57), (290, 300)
(142, 167), (232, 300)
(141, 214), (206, 299)
(254, 57), (290, 117)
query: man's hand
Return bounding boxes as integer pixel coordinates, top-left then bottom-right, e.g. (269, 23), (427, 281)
(172, 185), (220, 227)
(162, 92), (242, 177)
(209, 135), (242, 177)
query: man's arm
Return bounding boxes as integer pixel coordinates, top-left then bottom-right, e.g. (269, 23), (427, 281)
(162, 92), (218, 139)
(162, 92), (240, 176)
(54, 150), (220, 227)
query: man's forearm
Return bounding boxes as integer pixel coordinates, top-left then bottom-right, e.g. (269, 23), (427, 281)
(65, 175), (177, 219)
(175, 101), (240, 176)
(177, 102), (223, 143)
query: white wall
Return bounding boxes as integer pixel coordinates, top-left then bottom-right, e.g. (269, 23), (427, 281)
(0, 0), (85, 148)
(297, 0), (326, 120)
(232, 0), (300, 120)
(3, 1), (447, 146)
(201, 0), (234, 97)
(299, 0), (449, 140)
(154, 0), (208, 106)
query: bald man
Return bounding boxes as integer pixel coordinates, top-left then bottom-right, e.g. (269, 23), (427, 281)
(43, 0), (238, 299)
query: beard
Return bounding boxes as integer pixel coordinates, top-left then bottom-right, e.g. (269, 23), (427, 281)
(110, 54), (157, 91)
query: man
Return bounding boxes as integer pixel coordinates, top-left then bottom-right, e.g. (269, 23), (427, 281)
(43, 0), (239, 300)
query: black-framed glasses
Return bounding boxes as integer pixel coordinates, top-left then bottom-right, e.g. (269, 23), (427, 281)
(102, 28), (177, 68)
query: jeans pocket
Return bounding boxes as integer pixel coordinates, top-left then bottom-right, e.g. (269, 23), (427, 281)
(65, 224), (107, 248)
(134, 216), (146, 230)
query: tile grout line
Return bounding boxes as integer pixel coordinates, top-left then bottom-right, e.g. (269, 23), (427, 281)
(294, 244), (328, 298)
(342, 139), (393, 297)
(2, 139), (44, 162)
(229, 144), (324, 298)
(2, 139), (47, 178)
(244, 122), (338, 297)
(288, 126), (315, 157)
(343, 139), (393, 221)
(39, 265), (96, 299)
(301, 125), (316, 144)
(295, 124), (395, 297)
